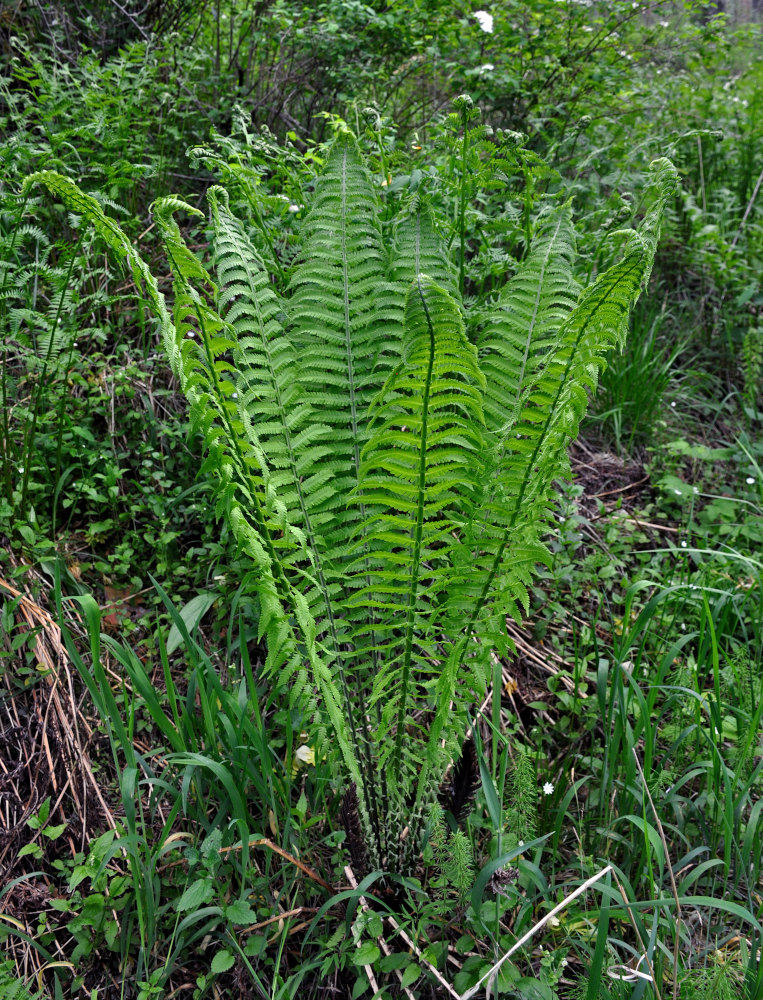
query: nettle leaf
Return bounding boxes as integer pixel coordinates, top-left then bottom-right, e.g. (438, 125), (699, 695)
(211, 950), (235, 975)
(352, 941), (381, 967)
(176, 877), (214, 912)
(225, 899), (258, 925)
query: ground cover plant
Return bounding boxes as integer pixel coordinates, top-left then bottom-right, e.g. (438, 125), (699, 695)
(1, 2), (763, 999)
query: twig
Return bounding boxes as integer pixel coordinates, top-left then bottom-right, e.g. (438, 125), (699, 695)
(344, 866), (416, 1000)
(385, 910), (462, 999)
(460, 865), (614, 1000)
(591, 474), (650, 498)
(243, 906), (316, 933)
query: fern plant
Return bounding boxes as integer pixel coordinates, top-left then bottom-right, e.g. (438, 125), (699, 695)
(27, 121), (676, 877)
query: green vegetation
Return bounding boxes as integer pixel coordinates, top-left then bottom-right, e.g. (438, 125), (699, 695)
(1, 2), (762, 998)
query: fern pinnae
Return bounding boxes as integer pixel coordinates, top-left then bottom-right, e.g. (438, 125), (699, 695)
(394, 275), (437, 787)
(478, 203), (580, 438)
(289, 134), (400, 855)
(354, 274), (485, 830)
(155, 197), (372, 796)
(464, 161), (676, 640)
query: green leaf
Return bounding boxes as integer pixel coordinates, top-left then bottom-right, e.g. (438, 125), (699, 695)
(42, 823), (67, 840)
(379, 953), (411, 972)
(211, 949), (235, 975)
(401, 963), (421, 988)
(351, 972), (369, 999)
(175, 877), (214, 912)
(352, 941), (381, 966)
(453, 956), (493, 993)
(166, 592), (217, 655)
(28, 797), (50, 829)
(225, 899), (258, 925)
(514, 979), (554, 1000)
(18, 843), (43, 859)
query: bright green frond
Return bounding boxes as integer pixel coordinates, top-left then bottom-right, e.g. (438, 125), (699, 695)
(287, 132), (397, 492)
(478, 203), (580, 435)
(455, 158), (678, 646)
(390, 199), (457, 298)
(351, 275), (485, 795)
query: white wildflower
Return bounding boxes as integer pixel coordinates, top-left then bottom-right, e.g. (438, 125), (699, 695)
(479, 63), (495, 74)
(746, 476), (755, 485)
(542, 781), (554, 796)
(474, 9), (494, 32)
(295, 745), (315, 766)
(674, 488), (682, 495)
(680, 540), (687, 548)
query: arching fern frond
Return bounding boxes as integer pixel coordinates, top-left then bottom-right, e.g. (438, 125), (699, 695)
(350, 275), (485, 843)
(454, 157), (679, 652)
(478, 203), (580, 435)
(288, 132), (394, 494)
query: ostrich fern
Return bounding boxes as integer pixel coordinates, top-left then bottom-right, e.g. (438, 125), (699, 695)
(27, 128), (676, 876)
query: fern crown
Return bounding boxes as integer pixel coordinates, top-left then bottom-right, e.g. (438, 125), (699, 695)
(27, 127), (677, 874)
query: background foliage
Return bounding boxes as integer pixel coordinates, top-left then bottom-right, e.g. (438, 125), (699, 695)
(1, 1), (762, 998)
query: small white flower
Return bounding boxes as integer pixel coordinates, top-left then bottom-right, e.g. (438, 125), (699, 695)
(295, 745), (315, 766)
(659, 20), (669, 27)
(479, 63), (495, 74)
(681, 623), (686, 631)
(670, 401), (676, 408)
(746, 476), (755, 485)
(693, 486), (699, 494)
(542, 781), (554, 796)
(680, 540), (687, 548)
(186, 331), (196, 338)
(674, 488), (682, 496)
(473, 9), (494, 32)
(232, 392), (238, 399)
(288, 203), (301, 213)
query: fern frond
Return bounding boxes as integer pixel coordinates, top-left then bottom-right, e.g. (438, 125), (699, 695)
(0, 961), (38, 1000)
(208, 186), (378, 830)
(390, 199), (458, 297)
(288, 132), (396, 495)
(478, 203), (580, 435)
(351, 275), (485, 804)
(458, 159), (678, 637)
